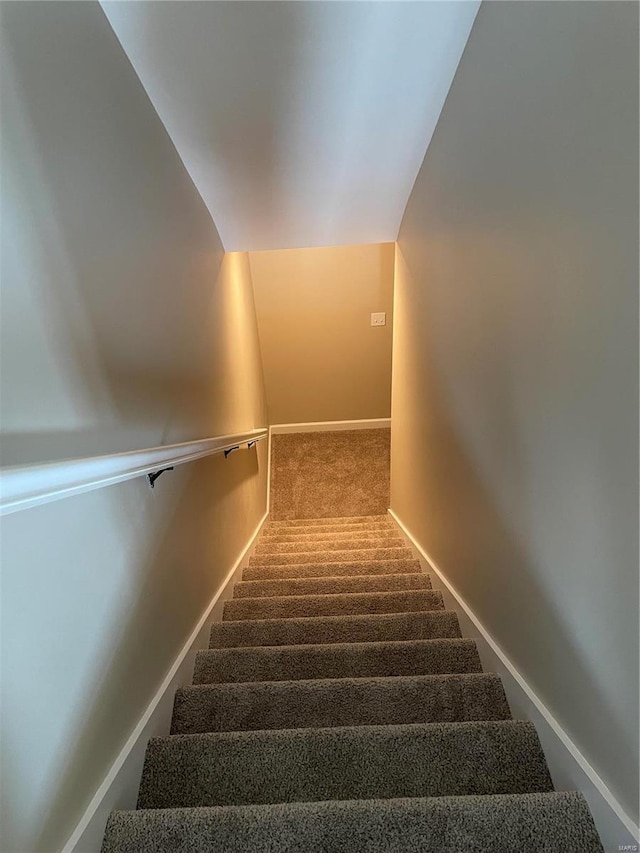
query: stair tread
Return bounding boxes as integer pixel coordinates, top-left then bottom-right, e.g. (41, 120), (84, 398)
(223, 588), (444, 621)
(210, 610), (461, 648)
(262, 524), (397, 537)
(243, 558), (421, 580)
(137, 720), (553, 809)
(195, 637), (482, 683)
(249, 547), (413, 566)
(256, 538), (404, 555)
(261, 529), (400, 542)
(171, 672), (511, 734)
(266, 515), (392, 527)
(102, 793), (604, 853)
(233, 573), (432, 598)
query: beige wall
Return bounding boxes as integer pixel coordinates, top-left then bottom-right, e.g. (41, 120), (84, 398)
(250, 243), (394, 424)
(391, 0), (638, 826)
(0, 4), (267, 851)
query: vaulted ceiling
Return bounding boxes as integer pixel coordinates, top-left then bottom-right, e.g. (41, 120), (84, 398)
(102, 1), (479, 252)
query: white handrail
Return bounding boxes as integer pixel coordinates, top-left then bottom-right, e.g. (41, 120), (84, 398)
(0, 428), (268, 516)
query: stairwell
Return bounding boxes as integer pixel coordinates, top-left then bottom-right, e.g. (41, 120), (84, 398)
(101, 513), (603, 851)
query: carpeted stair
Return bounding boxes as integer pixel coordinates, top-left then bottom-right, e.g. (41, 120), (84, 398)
(102, 514), (603, 852)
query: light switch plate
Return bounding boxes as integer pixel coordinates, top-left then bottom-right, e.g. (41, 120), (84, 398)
(371, 312), (386, 327)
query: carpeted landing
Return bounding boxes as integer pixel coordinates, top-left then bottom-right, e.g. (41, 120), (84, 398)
(102, 515), (603, 852)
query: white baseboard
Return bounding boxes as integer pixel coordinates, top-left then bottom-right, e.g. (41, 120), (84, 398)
(266, 427), (272, 515)
(388, 508), (639, 852)
(269, 418), (390, 435)
(63, 511), (269, 853)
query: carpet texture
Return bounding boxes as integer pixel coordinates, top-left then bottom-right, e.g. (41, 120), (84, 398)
(103, 793), (603, 853)
(268, 514), (392, 527)
(260, 528), (400, 543)
(242, 557), (422, 579)
(269, 430), (391, 519)
(171, 674), (512, 734)
(249, 545), (413, 566)
(233, 572), (432, 598)
(223, 588), (444, 620)
(101, 514), (604, 852)
(254, 536), (404, 554)
(209, 611), (462, 648)
(193, 638), (483, 684)
(137, 721), (554, 809)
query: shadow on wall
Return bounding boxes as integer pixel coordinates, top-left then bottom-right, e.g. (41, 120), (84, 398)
(1, 446), (264, 852)
(1, 2), (264, 465)
(390, 244), (639, 822)
(1, 6), (269, 849)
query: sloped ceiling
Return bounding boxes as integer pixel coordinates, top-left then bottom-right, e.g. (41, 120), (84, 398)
(102, 1), (479, 252)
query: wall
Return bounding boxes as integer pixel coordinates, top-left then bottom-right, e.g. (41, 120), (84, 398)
(250, 243), (394, 424)
(0, 4), (267, 851)
(101, 1), (479, 252)
(391, 0), (638, 829)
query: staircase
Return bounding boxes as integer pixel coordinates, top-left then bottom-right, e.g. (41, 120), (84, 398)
(102, 514), (603, 852)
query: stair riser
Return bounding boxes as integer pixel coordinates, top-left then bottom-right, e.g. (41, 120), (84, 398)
(137, 722), (553, 809)
(267, 516), (390, 528)
(209, 611), (462, 649)
(243, 559), (421, 580)
(171, 674), (511, 734)
(233, 574), (432, 598)
(194, 638), (481, 683)
(250, 548), (412, 566)
(263, 525), (397, 538)
(223, 590), (444, 621)
(260, 533), (396, 550)
(256, 539), (404, 556)
(102, 793), (605, 853)
(260, 524), (400, 542)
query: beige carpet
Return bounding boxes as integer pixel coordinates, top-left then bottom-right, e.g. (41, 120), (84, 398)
(101, 434), (604, 853)
(103, 515), (602, 852)
(269, 429), (390, 520)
